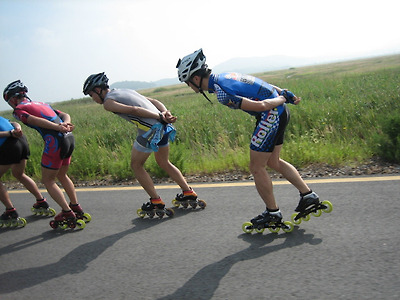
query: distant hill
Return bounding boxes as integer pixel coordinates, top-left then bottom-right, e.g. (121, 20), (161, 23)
(110, 78), (178, 90)
(109, 55), (317, 90)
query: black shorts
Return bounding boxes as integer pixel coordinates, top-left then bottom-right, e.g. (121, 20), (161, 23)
(0, 135), (30, 165)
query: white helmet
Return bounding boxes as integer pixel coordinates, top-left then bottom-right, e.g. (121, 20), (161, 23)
(176, 49), (207, 82)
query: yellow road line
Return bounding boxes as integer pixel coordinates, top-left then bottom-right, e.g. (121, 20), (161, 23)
(7, 175), (400, 194)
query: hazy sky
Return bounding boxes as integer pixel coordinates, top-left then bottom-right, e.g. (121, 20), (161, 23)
(1, 0), (399, 111)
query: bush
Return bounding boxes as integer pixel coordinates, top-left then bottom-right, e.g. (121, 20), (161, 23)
(375, 112), (400, 163)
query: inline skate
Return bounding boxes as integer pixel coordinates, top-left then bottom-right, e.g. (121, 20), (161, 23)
(242, 210), (294, 234)
(49, 210), (85, 230)
(0, 208), (27, 228)
(70, 203), (92, 223)
(291, 191), (333, 225)
(31, 198), (56, 217)
(137, 198), (174, 219)
(171, 188), (206, 210)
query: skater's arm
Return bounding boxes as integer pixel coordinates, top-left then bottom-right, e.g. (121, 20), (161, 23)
(103, 99), (161, 120)
(25, 115), (72, 133)
(240, 96), (286, 112)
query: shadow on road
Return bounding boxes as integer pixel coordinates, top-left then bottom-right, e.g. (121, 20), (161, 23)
(0, 213), (179, 294)
(157, 228), (322, 300)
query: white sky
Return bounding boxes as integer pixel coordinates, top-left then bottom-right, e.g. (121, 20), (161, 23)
(1, 0), (399, 111)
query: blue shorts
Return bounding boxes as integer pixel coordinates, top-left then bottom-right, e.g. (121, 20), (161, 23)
(134, 132), (169, 153)
(250, 105), (289, 152)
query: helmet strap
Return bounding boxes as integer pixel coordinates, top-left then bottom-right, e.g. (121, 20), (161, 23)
(189, 77), (212, 104)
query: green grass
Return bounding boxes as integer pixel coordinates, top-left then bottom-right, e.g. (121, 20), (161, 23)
(1, 54), (399, 183)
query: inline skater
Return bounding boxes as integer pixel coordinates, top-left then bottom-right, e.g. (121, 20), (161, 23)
(177, 49), (321, 227)
(3, 80), (89, 228)
(0, 116), (48, 227)
(83, 72), (199, 217)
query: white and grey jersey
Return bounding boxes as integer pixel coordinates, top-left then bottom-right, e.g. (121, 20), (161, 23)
(104, 89), (159, 131)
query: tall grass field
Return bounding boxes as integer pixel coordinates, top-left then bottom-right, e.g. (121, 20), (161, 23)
(1, 54), (399, 183)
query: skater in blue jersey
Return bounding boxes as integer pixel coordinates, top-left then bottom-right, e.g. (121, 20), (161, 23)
(83, 73), (198, 215)
(0, 116), (45, 227)
(177, 49), (321, 225)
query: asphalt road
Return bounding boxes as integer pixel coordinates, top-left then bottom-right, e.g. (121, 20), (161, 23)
(1, 175), (399, 300)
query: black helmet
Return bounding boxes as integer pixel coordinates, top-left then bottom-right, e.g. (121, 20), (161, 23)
(3, 80), (28, 101)
(83, 72), (109, 95)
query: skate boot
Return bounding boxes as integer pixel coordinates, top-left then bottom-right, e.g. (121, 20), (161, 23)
(242, 209), (294, 234)
(70, 203), (92, 223)
(291, 191), (333, 225)
(31, 198), (56, 217)
(172, 188), (206, 209)
(137, 197), (174, 219)
(0, 208), (27, 228)
(49, 210), (85, 230)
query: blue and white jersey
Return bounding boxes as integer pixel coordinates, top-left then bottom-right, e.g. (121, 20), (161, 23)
(208, 72), (285, 117)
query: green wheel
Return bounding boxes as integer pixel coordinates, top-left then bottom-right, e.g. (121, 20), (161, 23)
(282, 221), (294, 233)
(60, 223), (68, 230)
(18, 218), (27, 227)
(172, 200), (180, 208)
(321, 200), (333, 213)
(76, 219), (86, 229)
(31, 207), (38, 215)
(137, 208), (146, 218)
(291, 213), (302, 225)
(48, 208), (56, 217)
(255, 227), (265, 234)
(268, 224), (280, 233)
(312, 209), (322, 217)
(302, 214), (311, 221)
(83, 213), (92, 222)
(242, 222), (254, 234)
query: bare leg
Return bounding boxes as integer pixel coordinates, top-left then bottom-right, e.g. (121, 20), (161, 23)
(249, 150), (278, 210)
(0, 165), (13, 209)
(154, 145), (190, 191)
(267, 145), (311, 194)
(57, 164), (78, 205)
(41, 167), (70, 211)
(11, 159), (44, 200)
(130, 147), (159, 199)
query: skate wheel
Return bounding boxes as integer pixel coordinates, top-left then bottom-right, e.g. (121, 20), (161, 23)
(18, 218), (27, 227)
(38, 209), (44, 216)
(0, 221), (3, 228)
(242, 222), (254, 234)
(302, 214), (311, 222)
(60, 223), (68, 230)
(268, 224), (280, 233)
(291, 213), (302, 225)
(197, 199), (207, 209)
(31, 207), (38, 215)
(5, 220), (11, 227)
(137, 208), (146, 218)
(48, 208), (56, 217)
(190, 202), (198, 209)
(156, 210), (165, 218)
(165, 208), (174, 217)
(182, 202), (189, 209)
(50, 220), (58, 229)
(83, 213), (92, 222)
(76, 219), (86, 229)
(255, 227), (265, 234)
(172, 200), (180, 208)
(311, 209), (322, 217)
(321, 200), (333, 213)
(282, 221), (294, 233)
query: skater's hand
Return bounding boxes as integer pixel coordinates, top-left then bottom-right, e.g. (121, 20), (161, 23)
(58, 122), (75, 133)
(11, 128), (23, 137)
(161, 110), (177, 124)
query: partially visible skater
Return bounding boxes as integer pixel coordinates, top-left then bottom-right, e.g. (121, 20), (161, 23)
(83, 72), (205, 219)
(0, 116), (47, 227)
(177, 49), (331, 230)
(3, 80), (90, 229)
